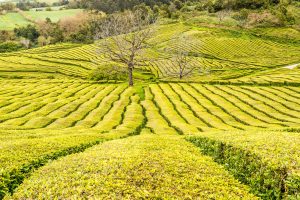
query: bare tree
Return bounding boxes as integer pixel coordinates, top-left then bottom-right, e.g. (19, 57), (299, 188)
(165, 36), (199, 79)
(169, 51), (196, 79)
(217, 9), (231, 24)
(94, 10), (156, 86)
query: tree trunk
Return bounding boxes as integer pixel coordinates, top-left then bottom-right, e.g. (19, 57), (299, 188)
(179, 70), (183, 79)
(128, 66), (133, 86)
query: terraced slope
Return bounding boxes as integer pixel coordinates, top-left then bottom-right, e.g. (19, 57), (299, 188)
(1, 81), (299, 131)
(0, 43), (98, 79)
(1, 80), (300, 199)
(0, 23), (299, 83)
(236, 66), (300, 84)
(148, 24), (300, 82)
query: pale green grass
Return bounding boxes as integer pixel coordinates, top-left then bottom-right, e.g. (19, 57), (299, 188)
(24, 9), (83, 22)
(0, 13), (31, 30)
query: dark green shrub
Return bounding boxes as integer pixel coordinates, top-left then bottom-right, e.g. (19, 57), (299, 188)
(89, 64), (127, 81)
(0, 41), (23, 53)
(14, 25), (40, 42)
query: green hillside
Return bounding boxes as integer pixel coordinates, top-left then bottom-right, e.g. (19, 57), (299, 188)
(1, 22), (299, 84)
(0, 7), (300, 200)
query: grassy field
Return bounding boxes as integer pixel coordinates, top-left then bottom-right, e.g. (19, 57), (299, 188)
(23, 9), (83, 22)
(0, 9), (83, 30)
(0, 19), (300, 199)
(0, 13), (31, 30)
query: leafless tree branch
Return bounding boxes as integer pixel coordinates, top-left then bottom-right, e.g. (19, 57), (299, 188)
(94, 10), (157, 86)
(165, 35), (200, 79)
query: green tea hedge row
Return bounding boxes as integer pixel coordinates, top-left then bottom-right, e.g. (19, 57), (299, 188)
(0, 139), (103, 199)
(8, 135), (258, 199)
(186, 132), (300, 199)
(161, 80), (300, 87)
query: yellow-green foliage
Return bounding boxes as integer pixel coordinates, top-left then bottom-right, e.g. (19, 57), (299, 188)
(1, 81), (299, 132)
(1, 80), (300, 199)
(142, 87), (178, 135)
(0, 15), (300, 199)
(0, 81), (149, 198)
(0, 82), (145, 173)
(8, 134), (257, 199)
(236, 67), (300, 84)
(187, 130), (300, 198)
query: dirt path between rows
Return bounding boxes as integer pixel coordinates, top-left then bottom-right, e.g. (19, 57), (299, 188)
(283, 63), (299, 69)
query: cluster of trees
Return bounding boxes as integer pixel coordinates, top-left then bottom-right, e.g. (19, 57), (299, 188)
(198, 0), (281, 12)
(0, 2), (15, 13)
(16, 1), (50, 11)
(0, 0), (69, 12)
(231, 2), (296, 26)
(185, 0), (297, 27)
(0, 1), (49, 12)
(68, 0), (173, 12)
(67, 0), (299, 14)
(0, 12), (104, 50)
(0, 30), (23, 53)
(0, 2), (160, 49)
(64, 0), (299, 24)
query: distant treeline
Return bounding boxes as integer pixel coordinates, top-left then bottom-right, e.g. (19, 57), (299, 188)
(69, 0), (172, 13)
(0, 0), (298, 52)
(1, 0), (298, 13)
(68, 0), (297, 13)
(0, 0), (69, 11)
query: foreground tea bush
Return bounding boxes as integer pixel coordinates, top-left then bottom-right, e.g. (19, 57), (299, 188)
(186, 130), (300, 199)
(0, 83), (145, 198)
(8, 134), (258, 199)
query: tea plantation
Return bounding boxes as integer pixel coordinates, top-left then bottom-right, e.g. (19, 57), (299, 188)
(0, 21), (299, 199)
